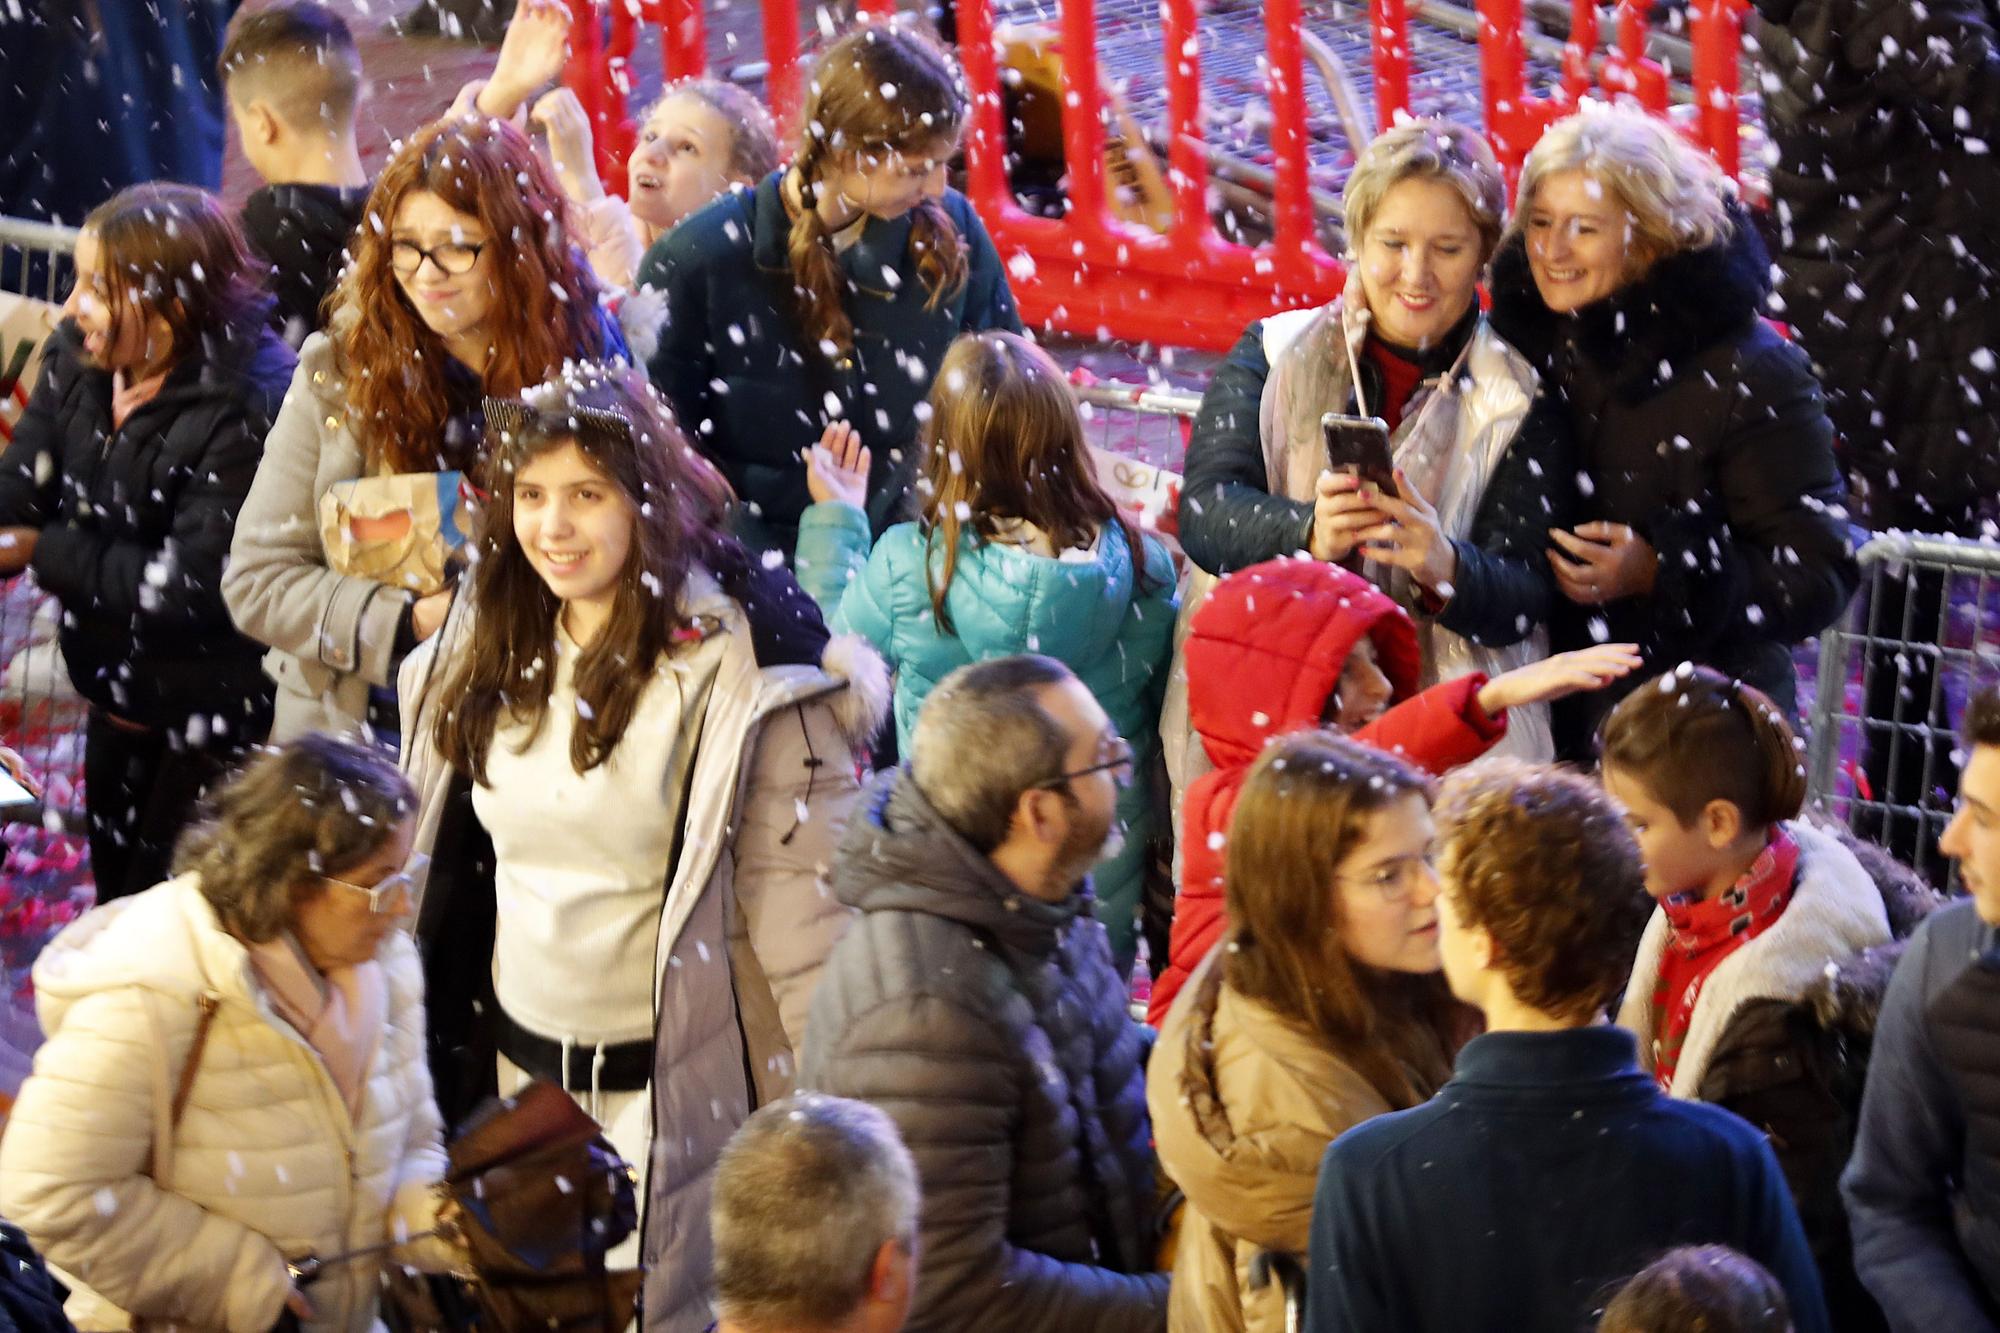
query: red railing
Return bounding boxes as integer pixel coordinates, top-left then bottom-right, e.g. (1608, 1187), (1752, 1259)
(563, 0), (1747, 352)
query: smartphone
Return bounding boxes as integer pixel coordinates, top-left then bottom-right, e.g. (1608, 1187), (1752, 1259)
(1321, 413), (1395, 492)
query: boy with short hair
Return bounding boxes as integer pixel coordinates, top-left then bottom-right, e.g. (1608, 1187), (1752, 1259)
(217, 3), (368, 346)
(1305, 759), (1831, 1333)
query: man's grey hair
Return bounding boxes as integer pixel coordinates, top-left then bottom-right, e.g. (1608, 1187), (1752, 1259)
(712, 1093), (920, 1330)
(910, 654), (1076, 852)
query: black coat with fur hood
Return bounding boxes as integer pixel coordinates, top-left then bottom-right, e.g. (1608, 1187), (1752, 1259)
(1488, 211), (1858, 756)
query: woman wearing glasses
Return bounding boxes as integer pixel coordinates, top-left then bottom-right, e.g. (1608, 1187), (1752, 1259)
(224, 114), (626, 745)
(1146, 730), (1475, 1333)
(0, 735), (465, 1332)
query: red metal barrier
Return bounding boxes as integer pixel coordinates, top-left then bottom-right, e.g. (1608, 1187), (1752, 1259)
(570, 0), (1742, 351)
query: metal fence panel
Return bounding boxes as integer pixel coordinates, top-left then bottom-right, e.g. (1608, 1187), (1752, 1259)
(1806, 533), (2000, 884)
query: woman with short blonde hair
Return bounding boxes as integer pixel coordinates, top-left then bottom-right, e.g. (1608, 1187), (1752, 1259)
(1171, 117), (1580, 818)
(1488, 105), (1856, 758)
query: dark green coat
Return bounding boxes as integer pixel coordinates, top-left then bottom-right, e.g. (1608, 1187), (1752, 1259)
(637, 172), (1021, 557)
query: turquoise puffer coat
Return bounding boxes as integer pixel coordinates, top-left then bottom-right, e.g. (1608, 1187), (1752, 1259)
(796, 502), (1178, 971)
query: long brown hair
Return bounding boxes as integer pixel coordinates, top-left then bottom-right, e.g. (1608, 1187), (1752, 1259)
(432, 364), (735, 784)
(788, 21), (968, 357)
(333, 117), (614, 473)
(1598, 663), (1807, 831)
(83, 182), (271, 368)
(1222, 730), (1469, 1108)
(918, 331), (1147, 632)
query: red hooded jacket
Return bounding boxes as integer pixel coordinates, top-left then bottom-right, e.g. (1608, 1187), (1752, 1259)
(1148, 557), (1508, 1025)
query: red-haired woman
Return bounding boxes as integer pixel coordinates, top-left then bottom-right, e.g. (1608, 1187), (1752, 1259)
(224, 114), (626, 745)
(0, 182), (292, 902)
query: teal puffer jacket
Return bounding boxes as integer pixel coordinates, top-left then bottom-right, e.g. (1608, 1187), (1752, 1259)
(796, 503), (1178, 971)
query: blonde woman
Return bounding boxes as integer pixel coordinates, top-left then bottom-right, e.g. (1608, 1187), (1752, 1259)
(1174, 118), (1578, 771)
(1487, 104), (1856, 759)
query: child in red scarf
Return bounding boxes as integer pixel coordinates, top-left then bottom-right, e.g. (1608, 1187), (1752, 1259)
(1601, 662), (1894, 1333)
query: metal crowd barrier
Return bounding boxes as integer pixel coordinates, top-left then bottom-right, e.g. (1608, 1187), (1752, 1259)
(0, 216), (88, 835)
(1806, 532), (2000, 885)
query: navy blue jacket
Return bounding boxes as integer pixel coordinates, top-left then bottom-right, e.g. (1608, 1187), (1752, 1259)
(636, 171), (1021, 558)
(1306, 1026), (1831, 1333)
(1842, 900), (2000, 1331)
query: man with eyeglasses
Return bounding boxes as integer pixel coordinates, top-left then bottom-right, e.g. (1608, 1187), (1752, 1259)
(1844, 684), (2000, 1331)
(802, 655), (1170, 1333)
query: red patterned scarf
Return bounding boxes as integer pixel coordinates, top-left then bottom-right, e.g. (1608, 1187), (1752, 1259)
(1648, 828), (1800, 1091)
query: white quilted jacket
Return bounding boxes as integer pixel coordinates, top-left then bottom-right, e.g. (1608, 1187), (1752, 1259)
(0, 877), (457, 1332)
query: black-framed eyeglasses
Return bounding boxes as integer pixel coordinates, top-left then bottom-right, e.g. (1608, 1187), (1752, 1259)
(390, 239), (487, 277)
(321, 852), (430, 914)
(1032, 737), (1136, 792)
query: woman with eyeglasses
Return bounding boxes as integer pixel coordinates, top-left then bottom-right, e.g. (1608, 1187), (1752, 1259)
(1146, 729), (1477, 1333)
(0, 734), (467, 1332)
(224, 114), (627, 746)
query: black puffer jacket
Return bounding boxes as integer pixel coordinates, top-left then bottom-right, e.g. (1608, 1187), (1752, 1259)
(1751, 0), (2000, 531)
(0, 319), (289, 730)
(801, 769), (1169, 1333)
(1487, 214), (1858, 755)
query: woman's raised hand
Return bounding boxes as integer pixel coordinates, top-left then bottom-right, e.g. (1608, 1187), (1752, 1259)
(1309, 470), (1386, 564)
(478, 0), (573, 120)
(804, 421), (871, 509)
(1359, 467), (1457, 594)
(530, 89), (603, 205)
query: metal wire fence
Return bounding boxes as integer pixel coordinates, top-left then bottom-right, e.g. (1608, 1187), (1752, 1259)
(1805, 533), (2000, 886)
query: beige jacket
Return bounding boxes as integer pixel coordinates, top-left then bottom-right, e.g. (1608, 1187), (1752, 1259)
(222, 332), (413, 742)
(0, 878), (455, 1332)
(398, 571), (887, 1331)
(1148, 954), (1396, 1333)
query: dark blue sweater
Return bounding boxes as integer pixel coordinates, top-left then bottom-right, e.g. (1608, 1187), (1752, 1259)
(1306, 1026), (1831, 1333)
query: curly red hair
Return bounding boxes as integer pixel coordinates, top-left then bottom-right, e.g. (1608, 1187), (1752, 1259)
(332, 116), (613, 473)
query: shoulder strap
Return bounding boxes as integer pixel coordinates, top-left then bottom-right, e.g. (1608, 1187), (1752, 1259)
(169, 992), (221, 1131)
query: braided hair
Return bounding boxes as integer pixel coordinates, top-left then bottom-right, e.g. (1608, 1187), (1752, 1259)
(787, 22), (969, 358)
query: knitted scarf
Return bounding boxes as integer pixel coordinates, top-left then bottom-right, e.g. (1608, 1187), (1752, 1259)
(1648, 828), (1801, 1091)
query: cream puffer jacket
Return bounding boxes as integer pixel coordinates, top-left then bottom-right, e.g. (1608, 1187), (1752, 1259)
(0, 877), (459, 1332)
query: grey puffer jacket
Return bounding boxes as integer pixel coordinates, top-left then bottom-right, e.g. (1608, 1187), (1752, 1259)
(801, 770), (1169, 1333)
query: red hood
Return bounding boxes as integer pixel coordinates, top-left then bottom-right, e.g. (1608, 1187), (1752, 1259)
(1186, 557), (1422, 771)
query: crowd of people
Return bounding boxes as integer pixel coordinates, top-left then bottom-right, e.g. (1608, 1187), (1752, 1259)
(0, 0), (1993, 1330)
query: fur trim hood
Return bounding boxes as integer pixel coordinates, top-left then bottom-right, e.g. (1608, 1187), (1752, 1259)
(820, 632), (891, 749)
(1488, 201), (1774, 403)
